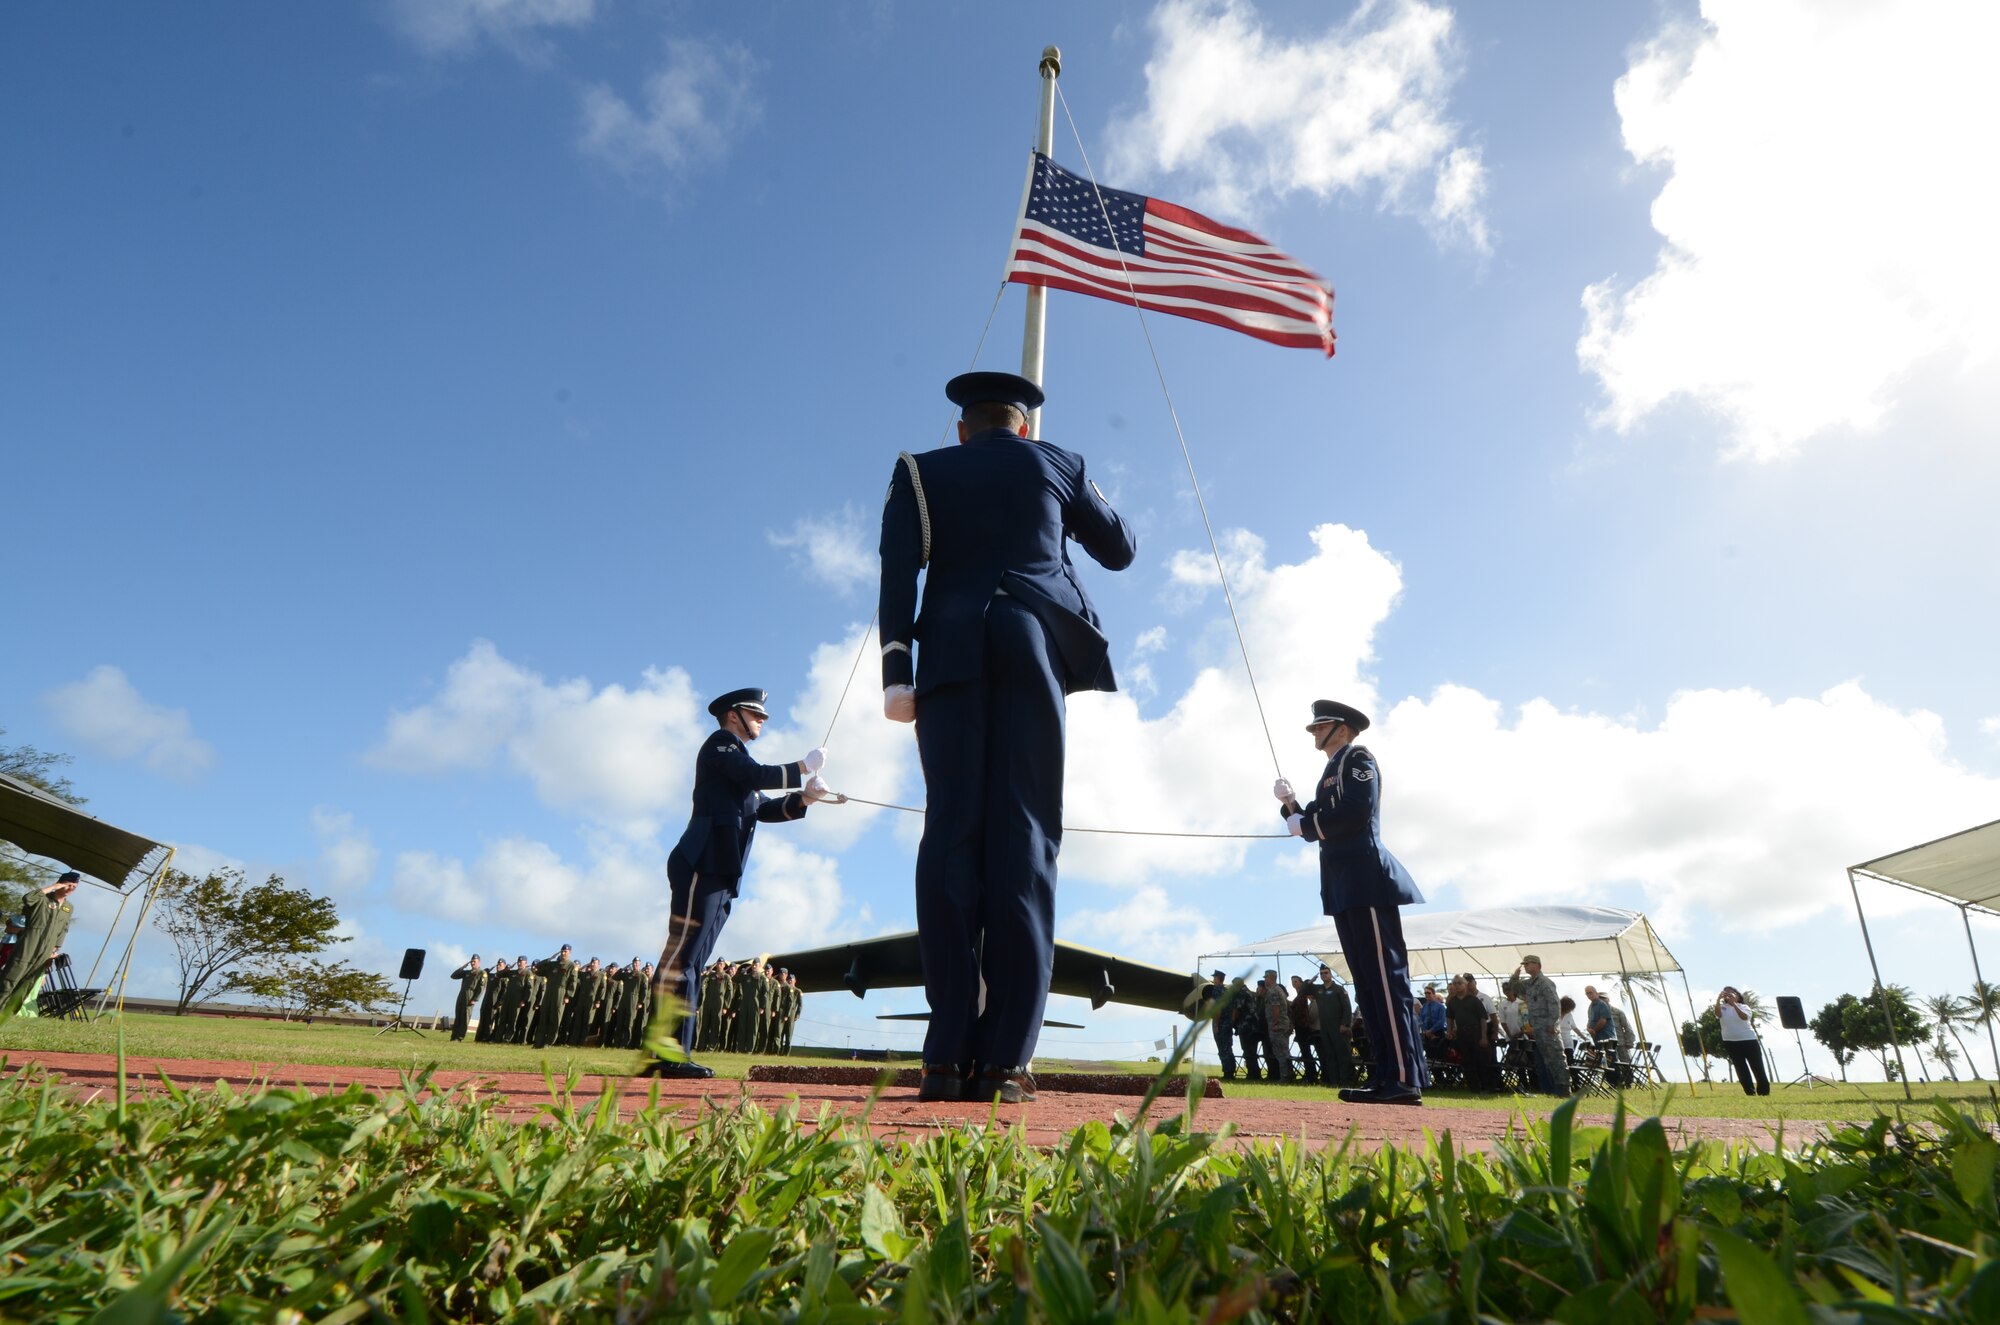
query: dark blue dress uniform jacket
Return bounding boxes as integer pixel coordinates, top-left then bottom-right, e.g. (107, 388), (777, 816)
(878, 429), (1136, 694)
(667, 732), (810, 890)
(1289, 744), (1424, 914)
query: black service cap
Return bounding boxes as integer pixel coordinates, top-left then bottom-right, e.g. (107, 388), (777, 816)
(1307, 699), (1370, 733)
(945, 370), (1045, 413)
(709, 687), (770, 719)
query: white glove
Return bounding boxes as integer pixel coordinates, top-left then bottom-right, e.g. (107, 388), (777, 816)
(1286, 813), (1304, 837)
(883, 685), (917, 723)
(801, 747), (827, 774)
(1273, 777), (1295, 803)
(804, 774), (834, 803)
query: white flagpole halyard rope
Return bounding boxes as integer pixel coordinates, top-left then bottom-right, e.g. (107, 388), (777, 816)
(1052, 82), (1287, 781)
(813, 61), (1296, 841)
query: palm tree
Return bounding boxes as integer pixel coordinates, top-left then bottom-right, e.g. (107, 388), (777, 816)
(1970, 980), (2000, 1077)
(1739, 988), (1775, 1030)
(1925, 993), (1981, 1080)
(1931, 1026), (1961, 1081)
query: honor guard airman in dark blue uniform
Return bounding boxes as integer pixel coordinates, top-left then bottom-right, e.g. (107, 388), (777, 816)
(1275, 700), (1429, 1105)
(647, 687), (830, 1078)
(878, 370), (1137, 1103)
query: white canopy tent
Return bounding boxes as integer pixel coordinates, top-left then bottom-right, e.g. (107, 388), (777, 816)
(1202, 905), (1705, 1086)
(1848, 817), (2000, 1100)
(1210, 906), (1682, 982)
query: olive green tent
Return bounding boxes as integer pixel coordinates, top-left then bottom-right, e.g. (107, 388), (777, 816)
(0, 771), (174, 1009)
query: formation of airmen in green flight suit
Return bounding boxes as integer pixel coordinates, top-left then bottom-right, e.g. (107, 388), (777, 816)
(469, 949), (657, 1049)
(689, 958), (802, 1056)
(457, 944), (801, 1054)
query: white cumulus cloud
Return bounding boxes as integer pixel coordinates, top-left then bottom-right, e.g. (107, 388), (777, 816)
(369, 641), (707, 837)
(371, 625), (918, 846)
(726, 838), (871, 960)
(1067, 885), (1240, 972)
(312, 807), (380, 898)
(392, 835), (663, 955)
(1108, 0), (1489, 249)
(578, 39), (762, 194)
(1385, 681), (1997, 933)
(1579, 0), (2000, 459)
(42, 665), (215, 779)
(1043, 522), (1999, 948)
(768, 505), (875, 596)
(385, 0), (595, 57)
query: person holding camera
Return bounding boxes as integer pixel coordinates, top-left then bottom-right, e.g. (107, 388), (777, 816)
(1716, 986), (1769, 1095)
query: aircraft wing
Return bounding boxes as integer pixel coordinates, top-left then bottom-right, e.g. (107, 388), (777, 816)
(760, 931), (1205, 1018)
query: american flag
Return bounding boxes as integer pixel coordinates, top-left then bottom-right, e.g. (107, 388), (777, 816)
(1006, 153), (1334, 356)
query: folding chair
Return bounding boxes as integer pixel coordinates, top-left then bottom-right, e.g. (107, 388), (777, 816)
(36, 954), (101, 1022)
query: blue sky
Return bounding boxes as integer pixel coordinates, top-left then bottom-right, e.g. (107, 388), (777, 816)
(6, 0), (1998, 1079)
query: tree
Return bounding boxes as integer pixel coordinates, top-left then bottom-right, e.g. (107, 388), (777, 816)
(1809, 994), (1863, 1081)
(152, 868), (342, 1013)
(1679, 1016), (1720, 1081)
(1680, 989), (1774, 1074)
(1970, 980), (2000, 1077)
(1924, 992), (1981, 1081)
(235, 958), (395, 1021)
(1930, 1024), (1961, 1081)
(0, 728), (84, 897)
(1842, 983), (1929, 1081)
(0, 727), (84, 804)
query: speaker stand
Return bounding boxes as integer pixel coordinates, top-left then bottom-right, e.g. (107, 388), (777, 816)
(1782, 1028), (1827, 1088)
(374, 976), (426, 1037)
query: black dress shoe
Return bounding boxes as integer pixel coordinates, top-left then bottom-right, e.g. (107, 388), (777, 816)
(917, 1069), (961, 1102)
(969, 1071), (1037, 1103)
(639, 1057), (715, 1079)
(1339, 1085), (1422, 1106)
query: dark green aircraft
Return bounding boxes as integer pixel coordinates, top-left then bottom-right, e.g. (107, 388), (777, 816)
(760, 932), (1207, 1019)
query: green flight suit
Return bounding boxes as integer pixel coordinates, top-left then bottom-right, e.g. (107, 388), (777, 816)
(731, 966), (759, 1053)
(780, 982), (800, 1055)
(562, 965), (603, 1045)
(533, 956), (576, 1048)
(610, 965), (644, 1048)
(757, 970), (778, 1054)
(514, 966), (543, 1043)
(450, 963), (487, 1041)
(476, 965), (507, 1042)
(0, 886), (75, 1024)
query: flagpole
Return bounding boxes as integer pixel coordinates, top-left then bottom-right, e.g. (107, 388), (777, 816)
(1021, 44), (1061, 440)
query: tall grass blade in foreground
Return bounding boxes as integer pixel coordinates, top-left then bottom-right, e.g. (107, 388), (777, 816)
(3, 1059), (1996, 1321)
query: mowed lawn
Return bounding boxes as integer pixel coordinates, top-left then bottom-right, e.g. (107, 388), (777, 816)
(3, 1011), (1989, 1123)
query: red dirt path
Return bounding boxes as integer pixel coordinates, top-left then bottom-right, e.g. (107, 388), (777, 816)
(7, 1049), (1823, 1152)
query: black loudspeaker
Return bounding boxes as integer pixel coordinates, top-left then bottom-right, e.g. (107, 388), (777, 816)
(399, 948), (426, 981)
(1776, 995), (1806, 1030)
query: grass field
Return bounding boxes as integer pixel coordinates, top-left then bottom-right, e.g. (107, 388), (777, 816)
(4, 1010), (1990, 1124)
(6, 1046), (1998, 1321)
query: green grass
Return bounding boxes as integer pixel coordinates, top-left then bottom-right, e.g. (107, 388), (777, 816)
(6, 1041), (2000, 1322)
(1, 1009), (728, 1077)
(1202, 1074), (2000, 1122)
(5, 1012), (1988, 1124)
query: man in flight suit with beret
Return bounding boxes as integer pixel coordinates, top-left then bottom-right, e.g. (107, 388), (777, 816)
(645, 687), (832, 1077)
(878, 370), (1137, 1103)
(1274, 700), (1428, 1105)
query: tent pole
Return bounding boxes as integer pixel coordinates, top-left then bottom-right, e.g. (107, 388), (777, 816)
(1613, 944), (1652, 1088)
(104, 848), (172, 1019)
(81, 886), (135, 990)
(1674, 969), (1707, 1092)
(1961, 904), (2000, 1079)
(1849, 867), (1913, 1100)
